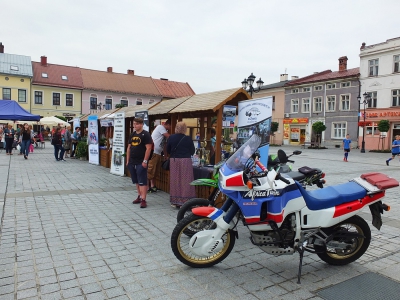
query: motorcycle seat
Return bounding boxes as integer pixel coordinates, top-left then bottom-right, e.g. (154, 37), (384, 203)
(295, 181), (367, 210)
(285, 171), (305, 181)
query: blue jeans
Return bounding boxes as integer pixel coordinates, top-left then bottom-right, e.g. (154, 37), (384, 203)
(54, 144), (65, 160)
(21, 140), (31, 157)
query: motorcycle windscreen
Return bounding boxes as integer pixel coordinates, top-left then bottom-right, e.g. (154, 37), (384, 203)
(224, 134), (261, 173)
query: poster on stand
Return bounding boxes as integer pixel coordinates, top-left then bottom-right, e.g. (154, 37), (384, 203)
(110, 112), (125, 176)
(134, 110), (149, 132)
(73, 118), (80, 132)
(237, 96), (273, 166)
(88, 115), (99, 165)
(222, 105), (237, 128)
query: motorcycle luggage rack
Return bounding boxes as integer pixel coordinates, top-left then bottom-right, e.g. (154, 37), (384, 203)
(298, 166), (319, 175)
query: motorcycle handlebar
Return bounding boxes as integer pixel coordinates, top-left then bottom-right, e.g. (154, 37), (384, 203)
(276, 172), (290, 184)
(255, 159), (267, 172)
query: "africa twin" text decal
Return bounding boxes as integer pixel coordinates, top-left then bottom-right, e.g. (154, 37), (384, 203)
(243, 189), (280, 199)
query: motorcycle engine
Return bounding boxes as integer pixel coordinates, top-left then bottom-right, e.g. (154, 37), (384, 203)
(250, 228), (295, 255)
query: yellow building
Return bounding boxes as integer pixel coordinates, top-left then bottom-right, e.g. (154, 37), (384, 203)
(0, 44), (32, 112)
(31, 57), (83, 119)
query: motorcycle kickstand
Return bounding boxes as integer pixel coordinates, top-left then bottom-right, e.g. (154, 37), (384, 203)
(296, 245), (305, 284)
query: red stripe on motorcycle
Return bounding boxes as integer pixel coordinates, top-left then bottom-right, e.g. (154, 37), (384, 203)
(226, 174), (245, 187)
(245, 212), (284, 224)
(333, 191), (385, 218)
(192, 207), (217, 217)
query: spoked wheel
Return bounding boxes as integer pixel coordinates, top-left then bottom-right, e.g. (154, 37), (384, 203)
(171, 214), (236, 268)
(316, 215), (371, 265)
(176, 198), (211, 223)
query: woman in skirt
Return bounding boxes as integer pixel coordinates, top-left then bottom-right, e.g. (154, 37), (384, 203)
(166, 122), (195, 208)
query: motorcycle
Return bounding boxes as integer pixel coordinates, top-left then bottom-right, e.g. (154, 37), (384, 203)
(171, 134), (398, 283)
(176, 148), (326, 224)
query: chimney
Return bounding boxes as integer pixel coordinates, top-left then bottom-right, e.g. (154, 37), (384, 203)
(0, 42), (4, 53)
(291, 76), (299, 80)
(360, 42), (366, 50)
(127, 69), (134, 75)
(40, 56), (47, 66)
(280, 74), (288, 82)
(339, 56), (348, 71)
(107, 67), (113, 73)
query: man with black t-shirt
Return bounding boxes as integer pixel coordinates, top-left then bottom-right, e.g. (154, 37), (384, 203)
(126, 118), (153, 208)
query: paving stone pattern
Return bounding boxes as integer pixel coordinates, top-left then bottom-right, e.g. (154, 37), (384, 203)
(0, 146), (399, 299)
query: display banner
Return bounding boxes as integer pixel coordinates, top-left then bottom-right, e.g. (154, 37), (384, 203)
(238, 96), (273, 166)
(110, 112), (125, 176)
(88, 115), (99, 165)
(100, 119), (114, 127)
(222, 105), (237, 128)
(72, 118), (80, 132)
(134, 110), (149, 132)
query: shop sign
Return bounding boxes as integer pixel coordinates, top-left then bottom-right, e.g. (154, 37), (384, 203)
(63, 113), (76, 116)
(283, 118), (308, 124)
(366, 111), (400, 118)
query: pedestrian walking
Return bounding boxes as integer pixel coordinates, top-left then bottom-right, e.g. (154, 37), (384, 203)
(386, 135), (400, 166)
(147, 119), (171, 193)
(166, 121), (196, 208)
(4, 124), (15, 155)
(126, 117), (153, 208)
(63, 126), (72, 158)
(343, 134), (351, 162)
(52, 127), (65, 161)
(19, 123), (34, 159)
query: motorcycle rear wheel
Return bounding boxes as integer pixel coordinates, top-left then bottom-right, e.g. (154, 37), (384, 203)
(171, 214), (236, 268)
(316, 215), (371, 266)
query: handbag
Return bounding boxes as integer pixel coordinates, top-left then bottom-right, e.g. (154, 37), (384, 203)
(162, 135), (186, 171)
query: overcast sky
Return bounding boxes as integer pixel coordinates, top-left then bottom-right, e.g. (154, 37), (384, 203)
(2, 0), (400, 94)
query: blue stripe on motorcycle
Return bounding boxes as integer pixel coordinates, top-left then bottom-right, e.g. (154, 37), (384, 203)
(209, 209), (223, 220)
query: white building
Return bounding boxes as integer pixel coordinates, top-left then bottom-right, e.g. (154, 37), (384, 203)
(359, 37), (400, 149)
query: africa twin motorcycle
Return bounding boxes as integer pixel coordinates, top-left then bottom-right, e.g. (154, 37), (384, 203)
(176, 148), (326, 224)
(171, 134), (398, 283)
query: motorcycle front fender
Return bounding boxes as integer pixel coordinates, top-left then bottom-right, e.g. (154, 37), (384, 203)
(190, 178), (218, 187)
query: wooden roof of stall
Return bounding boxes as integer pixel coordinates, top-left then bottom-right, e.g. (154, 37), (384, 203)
(148, 88), (250, 117)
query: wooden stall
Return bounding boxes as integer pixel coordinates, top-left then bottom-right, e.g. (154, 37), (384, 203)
(147, 87), (251, 196)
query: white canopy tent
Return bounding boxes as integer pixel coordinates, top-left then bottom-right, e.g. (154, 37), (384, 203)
(39, 116), (69, 127)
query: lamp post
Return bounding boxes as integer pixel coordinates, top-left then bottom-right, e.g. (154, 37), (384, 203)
(241, 73), (264, 97)
(359, 92), (371, 153)
(97, 102), (106, 111)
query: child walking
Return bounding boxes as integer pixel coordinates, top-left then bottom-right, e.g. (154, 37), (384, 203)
(386, 135), (400, 166)
(342, 134), (351, 162)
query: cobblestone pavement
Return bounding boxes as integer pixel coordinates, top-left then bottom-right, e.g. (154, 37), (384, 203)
(1, 145), (400, 299)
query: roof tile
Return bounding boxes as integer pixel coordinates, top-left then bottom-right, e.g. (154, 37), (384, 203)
(285, 68), (360, 86)
(32, 62), (83, 89)
(152, 78), (195, 98)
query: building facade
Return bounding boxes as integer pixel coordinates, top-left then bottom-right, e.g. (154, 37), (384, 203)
(31, 56), (83, 119)
(359, 37), (400, 150)
(0, 43), (33, 112)
(284, 57), (360, 147)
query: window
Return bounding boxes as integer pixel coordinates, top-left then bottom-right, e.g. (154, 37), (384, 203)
(392, 89), (400, 106)
(120, 100), (128, 107)
(313, 97), (322, 112)
(394, 55), (400, 73)
(10, 65), (19, 71)
(291, 99), (299, 113)
(302, 87), (310, 92)
(332, 122), (347, 139)
(18, 89), (26, 102)
(90, 96), (97, 109)
(35, 91), (43, 104)
(327, 83), (336, 89)
(2, 88), (11, 100)
(366, 124), (380, 136)
(42, 73), (48, 78)
(341, 82), (351, 88)
(272, 96), (275, 110)
(61, 75), (68, 80)
(53, 93), (60, 106)
(326, 96), (336, 111)
(291, 88), (299, 94)
(105, 98), (112, 110)
(367, 91), (377, 108)
(340, 94), (350, 110)
(369, 59), (379, 76)
(314, 85), (322, 91)
(136, 99), (143, 105)
(66, 94), (73, 106)
(302, 98), (310, 113)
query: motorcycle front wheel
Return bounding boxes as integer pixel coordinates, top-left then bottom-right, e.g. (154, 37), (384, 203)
(171, 214), (236, 268)
(316, 215), (371, 266)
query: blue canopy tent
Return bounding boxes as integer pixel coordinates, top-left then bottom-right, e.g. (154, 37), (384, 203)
(0, 100), (40, 121)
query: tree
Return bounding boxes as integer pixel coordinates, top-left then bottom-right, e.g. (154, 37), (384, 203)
(115, 104), (126, 108)
(378, 119), (390, 150)
(55, 116), (67, 122)
(270, 121), (279, 144)
(312, 121), (327, 146)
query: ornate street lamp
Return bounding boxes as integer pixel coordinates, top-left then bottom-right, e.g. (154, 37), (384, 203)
(241, 73), (264, 97)
(97, 102), (106, 111)
(359, 92), (371, 153)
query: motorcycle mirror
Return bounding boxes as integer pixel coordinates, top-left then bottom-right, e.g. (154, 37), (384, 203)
(293, 150), (302, 155)
(252, 150), (261, 160)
